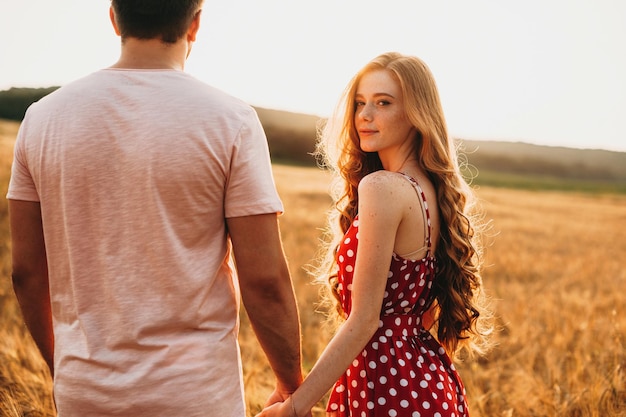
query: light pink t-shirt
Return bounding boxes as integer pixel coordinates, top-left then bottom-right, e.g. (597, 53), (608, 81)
(8, 69), (283, 416)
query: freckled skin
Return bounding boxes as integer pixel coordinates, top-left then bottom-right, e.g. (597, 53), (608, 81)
(354, 70), (416, 170)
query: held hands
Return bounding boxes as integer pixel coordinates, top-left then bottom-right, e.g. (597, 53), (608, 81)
(255, 391), (312, 417)
(255, 399), (293, 417)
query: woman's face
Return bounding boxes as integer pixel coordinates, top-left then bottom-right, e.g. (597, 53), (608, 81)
(354, 69), (416, 157)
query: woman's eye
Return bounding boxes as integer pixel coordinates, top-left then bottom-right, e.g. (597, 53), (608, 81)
(355, 101), (365, 107)
(377, 100), (390, 106)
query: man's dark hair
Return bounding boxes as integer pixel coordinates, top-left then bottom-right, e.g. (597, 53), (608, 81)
(111, 0), (203, 43)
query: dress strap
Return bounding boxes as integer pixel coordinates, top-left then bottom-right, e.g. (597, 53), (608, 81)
(398, 172), (432, 257)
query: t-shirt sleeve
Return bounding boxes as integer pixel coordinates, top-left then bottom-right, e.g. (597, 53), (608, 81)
(6, 120), (40, 202)
(224, 109), (283, 218)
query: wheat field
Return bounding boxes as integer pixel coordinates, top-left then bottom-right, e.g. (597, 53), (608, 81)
(0, 120), (625, 416)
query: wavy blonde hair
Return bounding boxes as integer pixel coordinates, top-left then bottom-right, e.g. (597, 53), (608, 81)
(314, 52), (492, 357)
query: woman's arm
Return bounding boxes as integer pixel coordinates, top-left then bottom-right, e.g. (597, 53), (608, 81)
(258, 172), (406, 416)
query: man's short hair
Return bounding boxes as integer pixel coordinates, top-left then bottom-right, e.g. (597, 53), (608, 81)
(111, 0), (203, 43)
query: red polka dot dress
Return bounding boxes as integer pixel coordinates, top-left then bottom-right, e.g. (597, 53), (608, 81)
(326, 174), (470, 417)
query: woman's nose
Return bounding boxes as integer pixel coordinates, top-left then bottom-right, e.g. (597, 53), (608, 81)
(358, 103), (373, 121)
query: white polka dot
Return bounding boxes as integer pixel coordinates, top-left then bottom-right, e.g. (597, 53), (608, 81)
(389, 410), (398, 417)
(336, 384), (345, 393)
(380, 355), (388, 363)
(389, 388), (397, 396)
(352, 400), (359, 408)
(400, 378), (409, 387)
(385, 329), (393, 337)
(400, 400), (409, 408)
(422, 401), (431, 409)
(377, 397), (386, 406)
(330, 403), (338, 410)
(390, 367), (398, 376)
(379, 376), (387, 384)
(367, 402), (375, 410)
(420, 380), (428, 388)
(368, 361), (377, 369)
(344, 237), (351, 244)
(436, 382), (444, 390)
(412, 412), (421, 417)
(347, 249), (354, 257)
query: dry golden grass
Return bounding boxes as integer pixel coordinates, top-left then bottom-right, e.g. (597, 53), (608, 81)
(0, 120), (624, 416)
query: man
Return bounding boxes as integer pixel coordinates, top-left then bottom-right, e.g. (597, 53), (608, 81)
(7, 1), (305, 415)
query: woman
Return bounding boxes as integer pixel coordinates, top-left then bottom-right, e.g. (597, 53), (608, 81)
(257, 52), (492, 417)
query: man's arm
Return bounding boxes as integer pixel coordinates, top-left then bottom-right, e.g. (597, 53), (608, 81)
(9, 199), (54, 376)
(227, 213), (303, 397)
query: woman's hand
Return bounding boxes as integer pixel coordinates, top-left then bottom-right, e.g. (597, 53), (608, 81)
(255, 400), (292, 417)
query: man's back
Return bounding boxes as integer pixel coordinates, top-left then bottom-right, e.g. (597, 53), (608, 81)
(8, 69), (282, 416)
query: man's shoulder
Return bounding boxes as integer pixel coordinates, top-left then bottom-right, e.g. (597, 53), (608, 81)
(182, 75), (255, 115)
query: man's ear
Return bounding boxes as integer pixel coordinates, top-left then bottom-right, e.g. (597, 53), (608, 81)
(187, 9), (202, 42)
(109, 6), (121, 36)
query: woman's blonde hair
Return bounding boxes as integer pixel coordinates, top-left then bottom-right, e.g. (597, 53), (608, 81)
(314, 52), (492, 357)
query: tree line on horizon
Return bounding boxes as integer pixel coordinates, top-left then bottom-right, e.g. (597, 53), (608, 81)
(1, 87), (624, 192)
(0, 87), (60, 121)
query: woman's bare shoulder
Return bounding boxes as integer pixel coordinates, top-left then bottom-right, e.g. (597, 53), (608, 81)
(358, 171), (416, 212)
(359, 170), (414, 193)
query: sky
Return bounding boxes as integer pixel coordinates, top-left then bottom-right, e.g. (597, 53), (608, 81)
(1, 0), (625, 152)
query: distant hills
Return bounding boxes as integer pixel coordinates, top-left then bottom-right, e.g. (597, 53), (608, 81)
(254, 107), (626, 192)
(2, 87), (624, 192)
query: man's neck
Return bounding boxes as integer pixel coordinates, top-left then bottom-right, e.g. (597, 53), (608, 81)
(110, 37), (188, 71)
